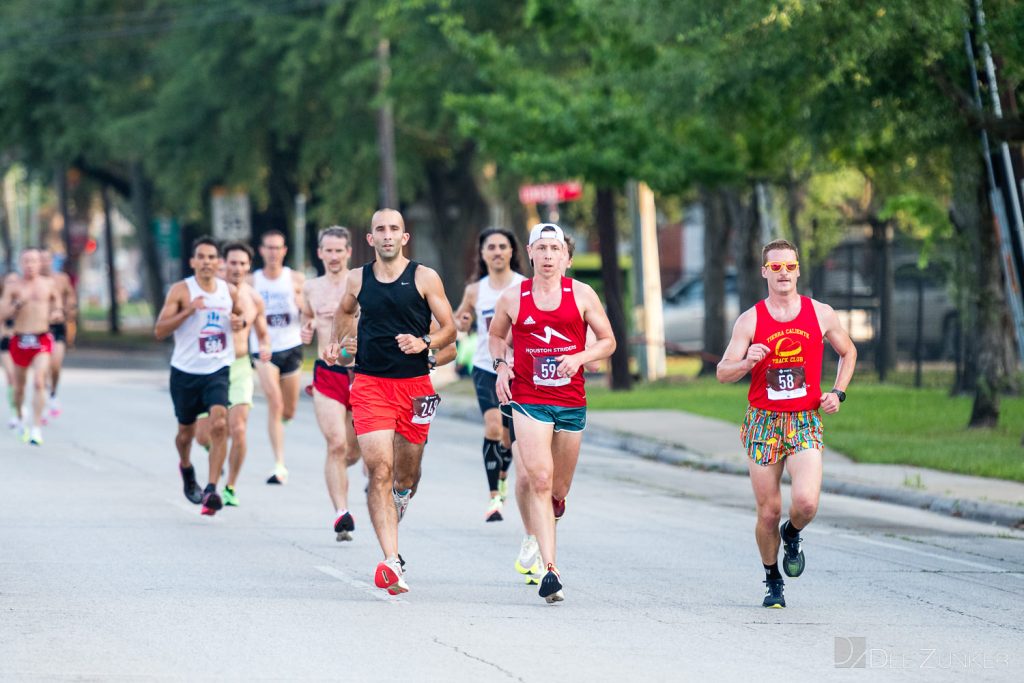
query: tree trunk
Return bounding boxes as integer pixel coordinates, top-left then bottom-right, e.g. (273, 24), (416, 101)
(595, 187), (632, 390)
(130, 161), (165, 315)
(870, 217), (896, 379)
(422, 142), (490, 296)
(949, 141), (1004, 427)
(101, 186), (120, 334)
(700, 186), (730, 376)
(733, 185), (761, 314)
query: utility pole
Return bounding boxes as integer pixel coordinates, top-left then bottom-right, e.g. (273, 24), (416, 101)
(627, 180), (667, 381)
(377, 38), (398, 209)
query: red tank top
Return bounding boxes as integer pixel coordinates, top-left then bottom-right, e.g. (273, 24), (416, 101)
(511, 277), (587, 408)
(748, 296), (824, 412)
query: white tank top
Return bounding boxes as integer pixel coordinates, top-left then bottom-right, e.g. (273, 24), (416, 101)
(251, 267), (302, 352)
(171, 277), (235, 374)
(473, 272), (526, 371)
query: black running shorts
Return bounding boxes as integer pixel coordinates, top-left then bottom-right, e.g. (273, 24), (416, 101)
(254, 344), (304, 376)
(49, 323), (67, 344)
(170, 365), (230, 425)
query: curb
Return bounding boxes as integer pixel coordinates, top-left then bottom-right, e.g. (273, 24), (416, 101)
(442, 397), (1024, 530)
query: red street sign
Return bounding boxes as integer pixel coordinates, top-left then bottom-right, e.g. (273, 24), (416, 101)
(518, 181), (583, 205)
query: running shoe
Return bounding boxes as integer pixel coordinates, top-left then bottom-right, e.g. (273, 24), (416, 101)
(780, 522), (805, 578)
(393, 488), (412, 522)
(538, 563), (564, 603)
(515, 535), (541, 576)
(762, 578), (786, 608)
(266, 463), (289, 485)
(20, 426), (29, 443)
(485, 496), (503, 522)
(222, 485), (240, 507)
(334, 511), (355, 542)
(180, 464), (203, 504)
(47, 396), (61, 419)
(200, 486), (223, 516)
(28, 426), (43, 446)
(374, 557), (409, 595)
(552, 496), (566, 522)
(497, 477), (509, 502)
(7, 416), (19, 431)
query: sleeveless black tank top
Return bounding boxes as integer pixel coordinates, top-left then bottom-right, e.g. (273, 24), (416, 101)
(355, 260), (432, 378)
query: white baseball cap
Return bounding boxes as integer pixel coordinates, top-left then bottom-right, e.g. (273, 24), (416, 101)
(528, 223), (566, 246)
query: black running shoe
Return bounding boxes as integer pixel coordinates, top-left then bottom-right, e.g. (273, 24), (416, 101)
(180, 465), (203, 504)
(538, 564), (564, 603)
(201, 486), (223, 516)
(334, 512), (355, 542)
(780, 522), (805, 578)
(762, 578), (786, 608)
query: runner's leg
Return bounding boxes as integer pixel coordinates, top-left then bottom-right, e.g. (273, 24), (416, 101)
(255, 361), (286, 467)
(550, 430), (583, 502)
(175, 422), (197, 468)
(314, 391), (351, 511)
(206, 404), (229, 486)
(784, 448), (822, 528)
(29, 352), (49, 428)
(194, 415), (211, 450)
(226, 404), (251, 488)
(393, 432), (427, 495)
(49, 340), (65, 399)
(360, 430), (399, 558)
(280, 370), (301, 422)
(512, 411), (557, 567)
(747, 459), (785, 564)
(12, 364), (27, 422)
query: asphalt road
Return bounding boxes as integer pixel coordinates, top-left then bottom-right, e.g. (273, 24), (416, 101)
(2, 365), (1023, 681)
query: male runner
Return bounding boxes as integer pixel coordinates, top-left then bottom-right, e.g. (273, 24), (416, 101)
(251, 229), (305, 485)
(0, 249), (60, 445)
(301, 226), (362, 542)
(1, 273), (18, 429)
(194, 243), (271, 506)
(323, 208), (456, 595)
(453, 227), (526, 523)
(489, 223), (616, 603)
(155, 237), (244, 516)
(40, 249), (77, 419)
(717, 239), (856, 608)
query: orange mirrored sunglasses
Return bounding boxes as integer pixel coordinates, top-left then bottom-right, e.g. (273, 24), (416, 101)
(764, 261), (799, 272)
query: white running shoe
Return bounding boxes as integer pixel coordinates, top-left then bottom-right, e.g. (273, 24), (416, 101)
(7, 416), (20, 431)
(29, 427), (42, 445)
(485, 496), (503, 522)
(47, 396), (61, 418)
(393, 488), (412, 522)
(515, 535), (541, 576)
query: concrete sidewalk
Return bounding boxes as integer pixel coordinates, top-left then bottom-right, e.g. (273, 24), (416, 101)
(439, 391), (1024, 529)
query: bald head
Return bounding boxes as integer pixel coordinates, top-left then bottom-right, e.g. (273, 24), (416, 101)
(370, 208), (405, 233)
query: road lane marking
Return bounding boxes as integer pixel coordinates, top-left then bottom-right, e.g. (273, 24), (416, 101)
(837, 533), (1024, 578)
(315, 565), (405, 603)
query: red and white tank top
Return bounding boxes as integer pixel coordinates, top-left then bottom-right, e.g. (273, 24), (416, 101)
(511, 277), (587, 408)
(747, 296), (823, 412)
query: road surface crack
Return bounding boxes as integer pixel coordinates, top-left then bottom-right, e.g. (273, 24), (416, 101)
(432, 637), (523, 681)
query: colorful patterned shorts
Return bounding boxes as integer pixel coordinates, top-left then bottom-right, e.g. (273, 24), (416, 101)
(740, 406), (824, 466)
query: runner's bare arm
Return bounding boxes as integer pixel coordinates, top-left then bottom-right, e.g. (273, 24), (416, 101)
(324, 269), (362, 364)
(252, 293), (272, 361)
(488, 289), (518, 404)
(300, 281), (315, 345)
(154, 282), (195, 340)
(414, 266), (456, 351)
(429, 319), (458, 366)
(293, 270), (306, 314)
(453, 282), (477, 333)
(816, 301), (857, 414)
(64, 276), (78, 345)
(48, 280), (63, 323)
(0, 281), (17, 320)
(716, 308), (766, 383)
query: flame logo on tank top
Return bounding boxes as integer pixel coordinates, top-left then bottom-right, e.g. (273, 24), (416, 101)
(775, 337), (802, 358)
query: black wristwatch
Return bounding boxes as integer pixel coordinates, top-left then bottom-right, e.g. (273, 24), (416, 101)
(493, 358), (508, 371)
(831, 388), (847, 403)
(427, 351), (437, 370)
(420, 334), (431, 349)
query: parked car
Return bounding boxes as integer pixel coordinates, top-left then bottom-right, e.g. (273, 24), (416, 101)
(661, 273), (739, 353)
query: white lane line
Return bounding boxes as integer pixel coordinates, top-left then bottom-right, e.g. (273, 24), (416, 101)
(838, 533), (1024, 577)
(315, 565), (405, 603)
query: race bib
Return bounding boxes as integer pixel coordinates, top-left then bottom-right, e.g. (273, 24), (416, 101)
(533, 355), (569, 387)
(198, 332), (227, 355)
(17, 334), (40, 349)
(267, 312), (292, 328)
(766, 366), (807, 400)
(411, 394), (441, 425)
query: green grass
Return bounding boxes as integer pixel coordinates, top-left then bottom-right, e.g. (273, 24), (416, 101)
(587, 377), (1024, 482)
